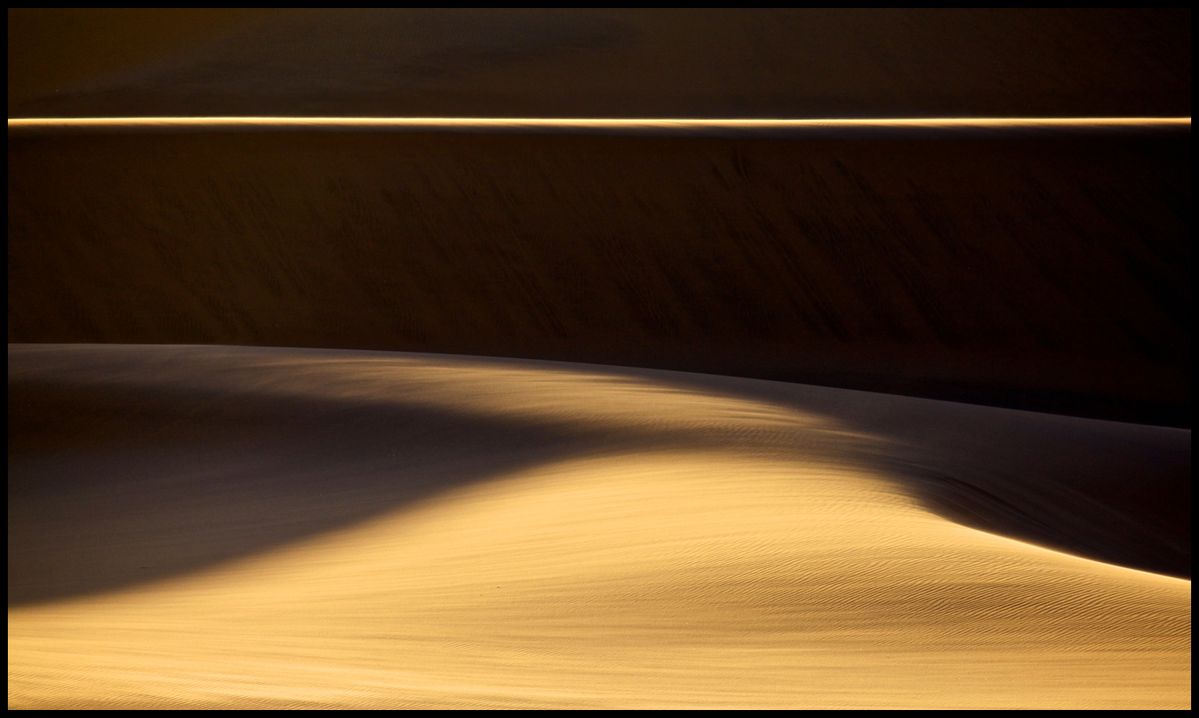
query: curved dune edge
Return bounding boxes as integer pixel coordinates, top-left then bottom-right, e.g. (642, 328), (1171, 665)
(7, 344), (1191, 709)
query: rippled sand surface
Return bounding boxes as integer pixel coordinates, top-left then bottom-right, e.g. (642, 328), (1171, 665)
(7, 344), (1190, 709)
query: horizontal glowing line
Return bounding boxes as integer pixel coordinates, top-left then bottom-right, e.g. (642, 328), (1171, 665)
(6, 116), (1192, 130)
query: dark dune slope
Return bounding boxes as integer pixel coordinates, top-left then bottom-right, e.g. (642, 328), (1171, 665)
(7, 129), (1190, 424)
(9, 9), (1190, 118)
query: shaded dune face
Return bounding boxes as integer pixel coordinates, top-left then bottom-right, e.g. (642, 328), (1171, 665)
(7, 130), (1190, 425)
(8, 9), (1190, 118)
(6, 344), (1190, 709)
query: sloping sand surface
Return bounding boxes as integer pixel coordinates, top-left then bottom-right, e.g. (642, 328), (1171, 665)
(9, 130), (1190, 425)
(9, 9), (1190, 118)
(7, 344), (1190, 709)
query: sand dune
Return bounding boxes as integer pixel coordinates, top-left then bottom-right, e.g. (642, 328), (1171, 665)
(8, 9), (1190, 118)
(8, 344), (1190, 709)
(8, 128), (1190, 425)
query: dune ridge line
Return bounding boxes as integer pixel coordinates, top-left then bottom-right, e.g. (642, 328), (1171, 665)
(8, 116), (1192, 130)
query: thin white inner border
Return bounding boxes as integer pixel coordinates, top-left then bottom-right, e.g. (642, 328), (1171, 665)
(7, 116), (1192, 129)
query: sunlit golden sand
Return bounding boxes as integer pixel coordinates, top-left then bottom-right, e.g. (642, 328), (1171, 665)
(7, 116), (1191, 132)
(7, 345), (1190, 709)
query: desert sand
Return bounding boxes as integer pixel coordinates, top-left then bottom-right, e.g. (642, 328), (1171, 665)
(8, 8), (1189, 710)
(8, 344), (1190, 709)
(8, 9), (1189, 119)
(8, 128), (1190, 426)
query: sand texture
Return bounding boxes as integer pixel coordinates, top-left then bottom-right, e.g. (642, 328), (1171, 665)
(7, 130), (1190, 425)
(8, 344), (1190, 709)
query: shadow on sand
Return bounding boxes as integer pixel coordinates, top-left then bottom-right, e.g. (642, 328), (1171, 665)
(8, 344), (1190, 609)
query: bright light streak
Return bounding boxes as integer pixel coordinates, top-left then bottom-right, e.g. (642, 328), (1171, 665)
(7, 116), (1191, 131)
